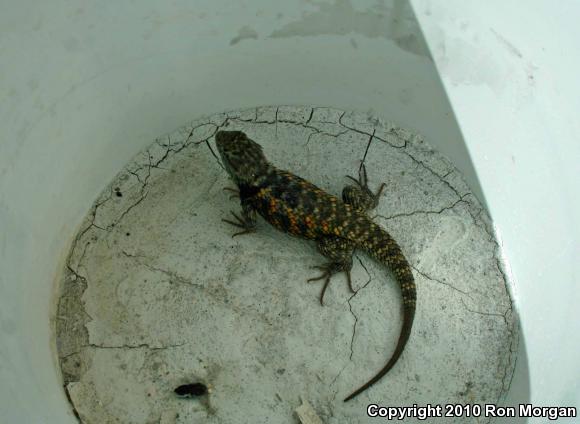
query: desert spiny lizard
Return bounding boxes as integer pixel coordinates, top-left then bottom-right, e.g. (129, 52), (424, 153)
(215, 130), (416, 402)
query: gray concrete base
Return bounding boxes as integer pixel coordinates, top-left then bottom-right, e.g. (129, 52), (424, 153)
(56, 106), (517, 423)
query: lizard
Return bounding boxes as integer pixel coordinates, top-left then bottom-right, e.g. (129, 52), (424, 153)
(214, 129), (416, 402)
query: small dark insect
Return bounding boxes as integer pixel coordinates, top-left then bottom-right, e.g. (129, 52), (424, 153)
(174, 383), (208, 398)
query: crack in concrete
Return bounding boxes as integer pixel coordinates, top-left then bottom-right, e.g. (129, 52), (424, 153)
(487, 255), (517, 399)
(112, 189), (149, 227)
(192, 119), (231, 170)
(86, 342), (186, 350)
(74, 241), (91, 278)
(460, 297), (517, 396)
(460, 198), (495, 245)
(228, 107), (350, 147)
(67, 186), (113, 275)
(205, 139), (224, 170)
(465, 218), (517, 400)
(115, 120), (231, 228)
(338, 112), (400, 148)
(57, 109), (299, 418)
(501, 327), (519, 401)
(377, 194), (469, 221)
(406, 244), (515, 401)
(412, 265), (473, 300)
(346, 298), (359, 363)
(403, 151), (463, 200)
(121, 250), (204, 289)
(329, 363), (348, 388)
(61, 350), (82, 360)
(335, 110), (469, 204)
(359, 129), (375, 171)
(122, 251), (280, 329)
(501, 313), (518, 395)
(329, 362), (349, 403)
(365, 157), (517, 402)
(64, 384), (82, 422)
(461, 199), (518, 395)
(309, 106), (345, 125)
(304, 127), (349, 147)
(128, 169), (145, 185)
(129, 121), (224, 183)
(460, 298), (509, 319)
(346, 255), (374, 361)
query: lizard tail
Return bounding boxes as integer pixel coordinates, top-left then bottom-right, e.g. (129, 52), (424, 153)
(343, 226), (416, 402)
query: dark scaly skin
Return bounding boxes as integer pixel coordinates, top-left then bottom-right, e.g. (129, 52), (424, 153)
(215, 130), (416, 402)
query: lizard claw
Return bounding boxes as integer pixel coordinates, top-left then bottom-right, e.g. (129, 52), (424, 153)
(345, 163), (368, 187)
(307, 270), (332, 306)
(307, 263), (340, 306)
(346, 270), (355, 293)
(309, 265), (327, 271)
(222, 210), (256, 237)
(223, 186), (240, 200)
(307, 264), (355, 304)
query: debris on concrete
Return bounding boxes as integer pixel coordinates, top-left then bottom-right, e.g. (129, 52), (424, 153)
(295, 398), (325, 424)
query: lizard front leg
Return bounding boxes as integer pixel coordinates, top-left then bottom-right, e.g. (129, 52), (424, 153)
(342, 164), (385, 213)
(222, 198), (257, 237)
(308, 237), (356, 305)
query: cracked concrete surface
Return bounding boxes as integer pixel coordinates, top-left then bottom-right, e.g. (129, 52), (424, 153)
(56, 106), (517, 423)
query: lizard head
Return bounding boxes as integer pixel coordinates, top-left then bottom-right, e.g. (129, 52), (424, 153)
(215, 130), (269, 184)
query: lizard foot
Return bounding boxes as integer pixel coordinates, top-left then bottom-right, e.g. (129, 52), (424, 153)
(343, 163), (385, 212)
(307, 264), (354, 306)
(222, 211), (256, 237)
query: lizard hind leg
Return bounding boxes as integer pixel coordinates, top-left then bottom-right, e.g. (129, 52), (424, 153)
(342, 164), (386, 213)
(307, 237), (355, 305)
